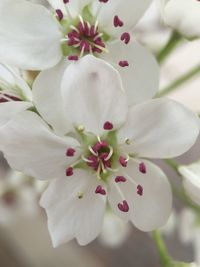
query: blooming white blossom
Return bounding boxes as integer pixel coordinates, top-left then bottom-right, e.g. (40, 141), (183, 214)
(179, 161), (200, 206)
(0, 0), (159, 105)
(0, 64), (32, 127)
(0, 56), (199, 246)
(160, 0), (200, 39)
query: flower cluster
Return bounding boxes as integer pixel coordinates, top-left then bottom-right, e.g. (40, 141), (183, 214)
(0, 0), (199, 250)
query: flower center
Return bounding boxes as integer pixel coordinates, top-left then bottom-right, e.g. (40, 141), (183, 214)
(66, 18), (106, 59)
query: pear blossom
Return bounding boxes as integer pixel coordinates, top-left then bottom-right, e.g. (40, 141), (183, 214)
(0, 56), (199, 246)
(160, 0), (200, 39)
(179, 161), (200, 206)
(0, 0), (159, 105)
(0, 64), (32, 127)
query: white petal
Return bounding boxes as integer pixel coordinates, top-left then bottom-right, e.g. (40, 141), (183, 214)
(33, 60), (71, 135)
(0, 0), (62, 70)
(163, 0), (200, 39)
(40, 169), (106, 246)
(0, 64), (32, 101)
(118, 98), (200, 158)
(0, 102), (32, 128)
(94, 0), (153, 36)
(61, 55), (128, 135)
(0, 111), (80, 180)
(121, 160), (172, 231)
(179, 162), (200, 205)
(101, 41), (159, 106)
(47, 0), (91, 17)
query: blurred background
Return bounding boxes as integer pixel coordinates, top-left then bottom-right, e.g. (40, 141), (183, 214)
(0, 0), (200, 266)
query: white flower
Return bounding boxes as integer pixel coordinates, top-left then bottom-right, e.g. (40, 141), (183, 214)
(0, 0), (159, 106)
(0, 64), (32, 128)
(179, 161), (200, 206)
(178, 209), (200, 266)
(160, 0), (200, 39)
(0, 56), (199, 246)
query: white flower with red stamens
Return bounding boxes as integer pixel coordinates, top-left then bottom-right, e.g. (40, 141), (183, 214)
(0, 64), (32, 128)
(160, 0), (200, 39)
(179, 161), (200, 206)
(0, 56), (199, 246)
(0, 0), (159, 105)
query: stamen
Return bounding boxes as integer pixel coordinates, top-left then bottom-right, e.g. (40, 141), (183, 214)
(68, 55), (79, 61)
(88, 146), (98, 156)
(95, 185), (106, 195)
(115, 176), (127, 183)
(66, 167), (73, 176)
(119, 156), (129, 167)
(56, 9), (64, 21)
(119, 60), (129, 67)
(104, 146), (113, 161)
(118, 200), (129, 212)
(66, 148), (76, 157)
(139, 162), (147, 174)
(137, 185), (144, 196)
(121, 32), (131, 44)
(103, 121), (113, 130)
(113, 15), (124, 27)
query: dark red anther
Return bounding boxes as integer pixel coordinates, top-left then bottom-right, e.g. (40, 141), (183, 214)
(95, 185), (106, 195)
(115, 176), (127, 183)
(119, 60), (129, 67)
(137, 185), (144, 196)
(121, 32), (131, 44)
(66, 167), (73, 176)
(103, 121), (113, 130)
(66, 148), (76, 157)
(139, 162), (146, 174)
(118, 200), (129, 212)
(113, 15), (124, 27)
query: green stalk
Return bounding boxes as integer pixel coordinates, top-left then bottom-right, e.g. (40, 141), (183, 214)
(152, 230), (173, 267)
(157, 64), (200, 97)
(157, 31), (182, 64)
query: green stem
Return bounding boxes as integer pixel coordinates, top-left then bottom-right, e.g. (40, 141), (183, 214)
(157, 31), (182, 64)
(157, 64), (200, 97)
(152, 230), (173, 267)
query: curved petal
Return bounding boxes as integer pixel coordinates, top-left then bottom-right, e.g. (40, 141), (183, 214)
(40, 169), (106, 246)
(163, 0), (200, 39)
(33, 60), (71, 135)
(101, 40), (159, 106)
(179, 163), (200, 205)
(47, 0), (91, 17)
(0, 102), (32, 128)
(0, 64), (32, 101)
(61, 55), (128, 135)
(118, 98), (200, 158)
(93, 0), (153, 36)
(117, 160), (172, 231)
(0, 0), (62, 70)
(0, 111), (80, 180)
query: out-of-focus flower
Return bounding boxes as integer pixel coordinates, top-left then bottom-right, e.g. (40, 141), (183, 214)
(179, 161), (200, 206)
(98, 211), (131, 248)
(178, 209), (200, 265)
(0, 64), (32, 128)
(0, 171), (46, 225)
(0, 56), (199, 247)
(0, 0), (159, 105)
(160, 0), (200, 39)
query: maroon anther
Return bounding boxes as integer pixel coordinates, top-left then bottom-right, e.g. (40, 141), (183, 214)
(121, 32), (131, 44)
(99, 0), (109, 2)
(113, 15), (124, 27)
(68, 55), (79, 61)
(56, 9), (63, 20)
(95, 185), (106, 195)
(137, 185), (144, 196)
(118, 200), (129, 212)
(66, 148), (76, 157)
(92, 141), (108, 153)
(103, 121), (113, 130)
(119, 156), (128, 167)
(63, 0), (69, 3)
(66, 167), (73, 176)
(119, 60), (129, 67)
(0, 94), (21, 103)
(115, 176), (127, 183)
(139, 162), (146, 174)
